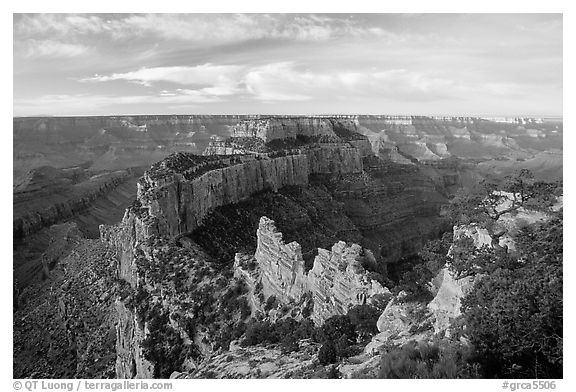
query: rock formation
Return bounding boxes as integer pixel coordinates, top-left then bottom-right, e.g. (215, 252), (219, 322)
(428, 203), (554, 334)
(115, 300), (154, 379)
(255, 217), (308, 302)
(252, 216), (391, 324)
(14, 167), (135, 240)
(307, 241), (391, 322)
(136, 153), (310, 238)
(231, 117), (338, 141)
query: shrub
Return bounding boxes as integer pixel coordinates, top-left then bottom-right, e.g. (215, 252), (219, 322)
(141, 306), (197, 378)
(378, 341), (480, 379)
(264, 295), (277, 311)
(314, 315), (357, 345)
(281, 334), (299, 353)
(347, 305), (380, 336)
(459, 215), (563, 378)
(318, 341), (338, 365)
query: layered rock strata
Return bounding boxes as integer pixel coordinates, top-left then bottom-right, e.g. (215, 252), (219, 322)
(14, 169), (133, 240)
(115, 300), (154, 378)
(230, 117), (348, 142)
(134, 153), (309, 242)
(255, 217), (308, 302)
(253, 216), (390, 324)
(307, 242), (390, 322)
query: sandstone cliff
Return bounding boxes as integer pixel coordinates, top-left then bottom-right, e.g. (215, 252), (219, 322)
(231, 117), (343, 141)
(136, 153), (309, 239)
(255, 217), (308, 302)
(115, 300), (154, 378)
(252, 216), (390, 324)
(307, 242), (390, 323)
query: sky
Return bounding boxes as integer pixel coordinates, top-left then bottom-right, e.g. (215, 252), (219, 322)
(12, 13), (563, 116)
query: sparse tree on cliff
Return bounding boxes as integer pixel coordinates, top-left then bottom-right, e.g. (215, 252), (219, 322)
(460, 215), (562, 378)
(448, 169), (559, 248)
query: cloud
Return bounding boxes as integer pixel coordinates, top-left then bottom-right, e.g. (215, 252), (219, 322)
(18, 39), (90, 58)
(78, 61), (488, 104)
(80, 64), (243, 88)
(14, 14), (396, 45)
(243, 62), (466, 102)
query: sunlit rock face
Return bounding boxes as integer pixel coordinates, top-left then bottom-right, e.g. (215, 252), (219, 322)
(427, 268), (475, 334)
(115, 300), (154, 379)
(252, 216), (390, 324)
(231, 117), (338, 141)
(255, 216), (308, 302)
(307, 242), (390, 323)
(137, 153), (310, 238)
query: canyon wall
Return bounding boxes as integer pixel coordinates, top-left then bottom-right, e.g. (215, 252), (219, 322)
(115, 300), (154, 379)
(329, 161), (448, 263)
(305, 144), (363, 174)
(14, 169), (134, 241)
(231, 117), (340, 141)
(137, 153), (310, 239)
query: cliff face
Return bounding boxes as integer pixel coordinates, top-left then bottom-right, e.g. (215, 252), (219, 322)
(231, 117), (339, 141)
(305, 145), (363, 174)
(255, 217), (308, 302)
(137, 153), (309, 239)
(252, 216), (390, 324)
(14, 167), (136, 241)
(307, 242), (390, 323)
(327, 160), (448, 263)
(115, 300), (154, 379)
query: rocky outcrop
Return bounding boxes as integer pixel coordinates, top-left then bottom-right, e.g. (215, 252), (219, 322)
(255, 217), (308, 302)
(115, 300), (154, 379)
(427, 224), (492, 333)
(252, 216), (390, 324)
(180, 342), (322, 379)
(427, 268), (475, 334)
(307, 242), (390, 323)
(428, 203), (554, 334)
(360, 293), (434, 358)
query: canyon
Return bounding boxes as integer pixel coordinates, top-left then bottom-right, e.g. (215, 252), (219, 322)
(13, 114), (562, 379)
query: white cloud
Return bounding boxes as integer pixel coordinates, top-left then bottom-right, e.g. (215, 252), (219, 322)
(14, 14), (395, 44)
(81, 64), (243, 89)
(78, 61), (493, 104)
(15, 14), (109, 37)
(20, 61), (538, 116)
(243, 62), (466, 102)
(19, 39), (90, 58)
